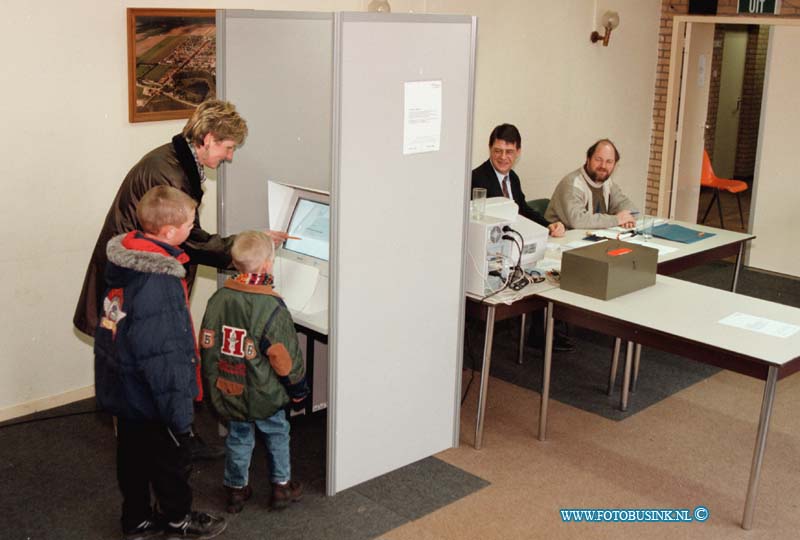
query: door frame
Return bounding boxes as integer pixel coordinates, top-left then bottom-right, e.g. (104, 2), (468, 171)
(669, 21), (714, 223)
(657, 15), (800, 218)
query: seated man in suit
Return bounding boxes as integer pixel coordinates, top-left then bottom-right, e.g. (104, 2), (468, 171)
(471, 124), (565, 237)
(472, 124), (572, 351)
(545, 138), (637, 229)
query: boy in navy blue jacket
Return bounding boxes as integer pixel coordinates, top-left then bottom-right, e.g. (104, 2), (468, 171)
(94, 185), (226, 540)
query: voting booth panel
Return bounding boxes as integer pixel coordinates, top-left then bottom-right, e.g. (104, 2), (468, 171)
(217, 10), (333, 236)
(330, 13), (475, 494)
(217, 10), (476, 495)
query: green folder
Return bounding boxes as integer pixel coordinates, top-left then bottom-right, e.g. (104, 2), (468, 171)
(651, 223), (715, 244)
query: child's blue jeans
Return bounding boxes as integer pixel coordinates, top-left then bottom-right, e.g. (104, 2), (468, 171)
(223, 409), (291, 487)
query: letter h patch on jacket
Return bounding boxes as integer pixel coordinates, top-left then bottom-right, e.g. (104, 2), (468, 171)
(218, 325), (257, 360)
(221, 325), (247, 357)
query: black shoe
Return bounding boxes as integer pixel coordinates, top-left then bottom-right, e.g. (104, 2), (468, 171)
(225, 484), (253, 514)
(270, 480), (303, 510)
(553, 332), (575, 353)
(526, 331), (575, 352)
(188, 433), (225, 461)
(123, 518), (163, 540)
(164, 511), (227, 540)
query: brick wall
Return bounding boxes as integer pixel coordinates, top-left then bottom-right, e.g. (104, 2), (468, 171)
(646, 0), (800, 213)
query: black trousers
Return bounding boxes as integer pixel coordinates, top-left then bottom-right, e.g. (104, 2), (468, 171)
(527, 311), (569, 343)
(116, 418), (192, 530)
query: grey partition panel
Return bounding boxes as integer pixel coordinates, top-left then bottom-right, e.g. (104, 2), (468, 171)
(329, 13), (476, 494)
(218, 10), (333, 236)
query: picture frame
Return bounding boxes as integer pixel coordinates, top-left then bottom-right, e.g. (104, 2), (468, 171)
(127, 8), (216, 123)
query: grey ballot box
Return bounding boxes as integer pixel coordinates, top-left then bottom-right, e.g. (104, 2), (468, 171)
(560, 239), (658, 300)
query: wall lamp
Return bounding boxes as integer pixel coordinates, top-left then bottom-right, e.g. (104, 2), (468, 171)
(367, 0), (392, 12)
(590, 11), (620, 47)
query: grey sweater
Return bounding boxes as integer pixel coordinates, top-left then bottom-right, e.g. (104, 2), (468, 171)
(544, 167), (636, 229)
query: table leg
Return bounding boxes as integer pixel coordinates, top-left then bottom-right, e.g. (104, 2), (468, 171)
(620, 341), (633, 411)
(474, 306), (496, 450)
(517, 313), (527, 365)
(538, 302), (554, 442)
(608, 338), (621, 395)
(732, 242), (744, 293)
(631, 344), (641, 393)
(742, 365), (779, 530)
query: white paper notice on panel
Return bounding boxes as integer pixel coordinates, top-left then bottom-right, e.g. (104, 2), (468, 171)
(329, 13), (475, 494)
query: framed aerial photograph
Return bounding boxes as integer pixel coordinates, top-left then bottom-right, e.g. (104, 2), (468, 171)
(127, 8), (216, 123)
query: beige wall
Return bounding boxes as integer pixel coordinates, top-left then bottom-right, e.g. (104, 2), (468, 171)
(0, 0), (660, 419)
(429, 0), (660, 209)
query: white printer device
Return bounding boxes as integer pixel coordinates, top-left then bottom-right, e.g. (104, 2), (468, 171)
(465, 197), (549, 296)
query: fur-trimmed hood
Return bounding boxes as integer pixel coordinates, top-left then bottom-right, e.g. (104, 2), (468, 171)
(95, 229), (198, 432)
(105, 232), (187, 287)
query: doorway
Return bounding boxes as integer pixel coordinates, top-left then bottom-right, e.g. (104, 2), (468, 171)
(666, 20), (770, 233)
(662, 16), (800, 277)
(697, 24), (768, 233)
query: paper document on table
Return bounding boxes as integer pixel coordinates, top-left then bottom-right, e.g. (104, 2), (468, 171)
(587, 229), (634, 240)
(718, 312), (800, 338)
(563, 240), (600, 251)
(535, 257), (561, 272)
(623, 236), (679, 255)
(608, 217), (668, 233)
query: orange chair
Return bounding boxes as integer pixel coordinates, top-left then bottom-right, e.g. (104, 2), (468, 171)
(700, 149), (748, 229)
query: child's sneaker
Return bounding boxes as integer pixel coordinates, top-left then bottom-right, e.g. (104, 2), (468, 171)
(163, 511), (226, 539)
(123, 518), (162, 540)
(225, 484), (253, 513)
(270, 480), (303, 510)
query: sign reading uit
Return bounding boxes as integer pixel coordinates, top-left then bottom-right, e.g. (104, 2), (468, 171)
(738, 0), (778, 14)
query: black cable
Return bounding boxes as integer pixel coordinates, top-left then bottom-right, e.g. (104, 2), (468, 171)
(0, 408), (103, 430)
(467, 228), (523, 400)
(502, 226), (525, 266)
(502, 234), (530, 291)
(479, 259), (513, 303)
(502, 234), (520, 254)
(505, 227), (525, 269)
(461, 320), (478, 405)
(465, 233), (519, 402)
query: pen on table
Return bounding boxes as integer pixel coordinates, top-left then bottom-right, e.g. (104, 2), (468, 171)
(287, 235), (301, 240)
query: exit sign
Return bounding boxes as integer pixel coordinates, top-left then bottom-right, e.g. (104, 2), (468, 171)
(738, 0), (778, 13)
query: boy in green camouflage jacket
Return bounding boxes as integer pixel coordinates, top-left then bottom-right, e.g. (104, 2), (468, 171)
(200, 231), (308, 514)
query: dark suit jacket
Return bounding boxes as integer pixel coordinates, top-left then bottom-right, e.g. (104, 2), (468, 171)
(471, 159), (549, 227)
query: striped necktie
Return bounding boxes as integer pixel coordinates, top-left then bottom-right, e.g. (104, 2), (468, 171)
(501, 176), (511, 198)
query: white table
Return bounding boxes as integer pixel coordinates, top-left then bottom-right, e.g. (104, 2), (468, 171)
(465, 280), (556, 449)
(552, 220), (756, 392)
(467, 220), (756, 449)
(537, 275), (800, 529)
(551, 219), (754, 290)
